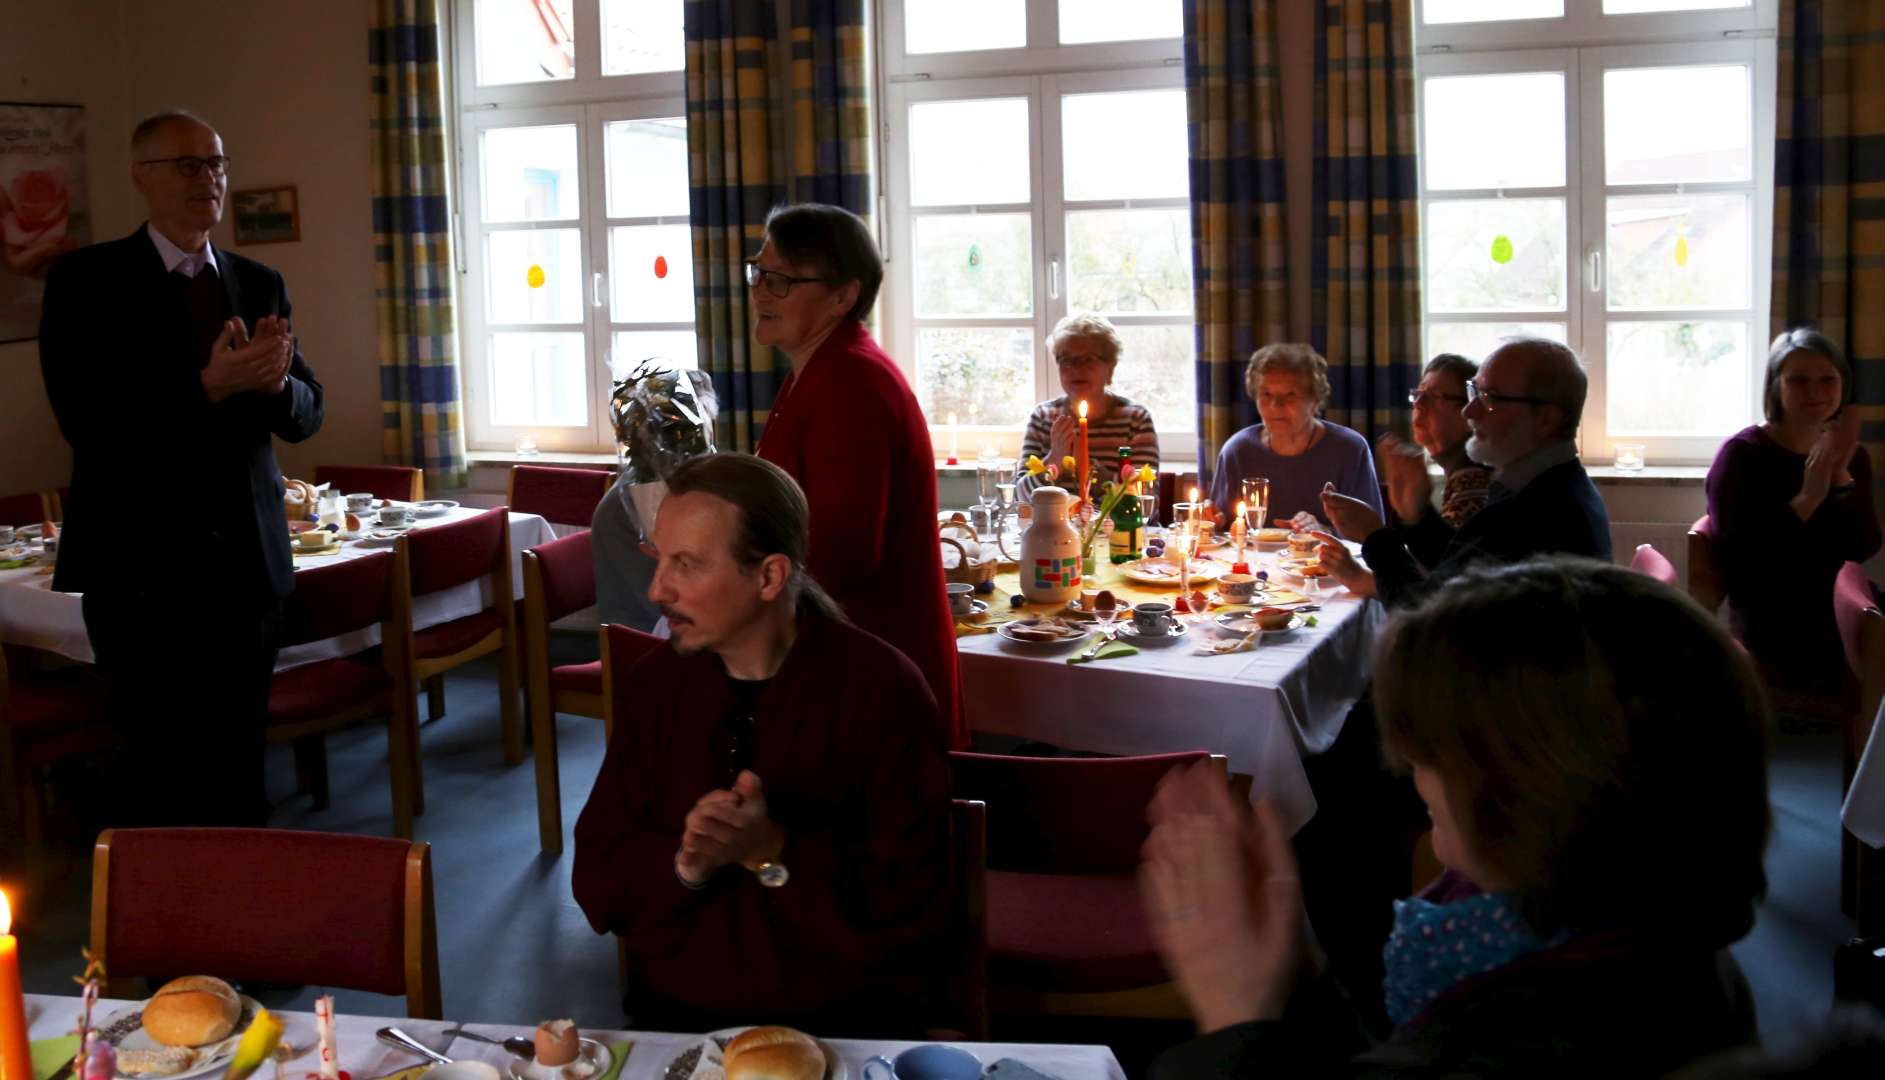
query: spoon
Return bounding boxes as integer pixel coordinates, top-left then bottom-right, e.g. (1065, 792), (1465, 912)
(376, 1028), (453, 1067)
(442, 1030), (538, 1061)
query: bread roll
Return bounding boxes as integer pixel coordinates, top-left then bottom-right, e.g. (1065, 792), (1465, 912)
(535, 1019), (580, 1067)
(142, 976), (241, 1047)
(724, 1028), (823, 1080)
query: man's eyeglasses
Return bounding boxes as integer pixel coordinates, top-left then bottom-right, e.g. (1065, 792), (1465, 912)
(744, 260), (830, 298)
(1407, 389), (1467, 408)
(1464, 381), (1551, 412)
(137, 155), (231, 179)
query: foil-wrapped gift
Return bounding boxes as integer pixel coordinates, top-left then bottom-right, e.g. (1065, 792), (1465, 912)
(608, 357), (719, 539)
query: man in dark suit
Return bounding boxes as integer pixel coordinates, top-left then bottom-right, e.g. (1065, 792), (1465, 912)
(1317, 337), (1612, 608)
(38, 108), (322, 827)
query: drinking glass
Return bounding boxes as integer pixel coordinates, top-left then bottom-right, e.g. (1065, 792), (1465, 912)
(1241, 477), (1270, 531)
(1138, 486), (1160, 536)
(977, 456), (1011, 508)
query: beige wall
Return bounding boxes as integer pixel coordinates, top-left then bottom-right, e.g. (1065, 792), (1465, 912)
(1, 0), (381, 498)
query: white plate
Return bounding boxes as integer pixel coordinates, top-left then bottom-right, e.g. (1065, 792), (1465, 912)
(996, 620), (1091, 648)
(16, 523), (52, 539)
(413, 500), (459, 517)
(507, 1039), (612, 1080)
(98, 994), (261, 1080)
(360, 527), (412, 543)
(660, 1029), (845, 1080)
(1118, 558), (1220, 586)
(1212, 612), (1304, 637)
(953, 598), (990, 619)
(1117, 619), (1188, 643)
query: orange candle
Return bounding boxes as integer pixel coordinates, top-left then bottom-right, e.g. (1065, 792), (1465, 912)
(1076, 399), (1090, 510)
(0, 889), (30, 1080)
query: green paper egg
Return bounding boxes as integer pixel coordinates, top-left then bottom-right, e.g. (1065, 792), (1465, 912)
(1490, 235), (1514, 264)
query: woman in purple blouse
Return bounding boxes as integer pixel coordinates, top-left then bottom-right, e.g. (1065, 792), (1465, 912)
(1706, 328), (1880, 691)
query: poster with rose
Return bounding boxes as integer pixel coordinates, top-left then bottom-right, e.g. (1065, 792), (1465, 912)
(0, 102), (88, 343)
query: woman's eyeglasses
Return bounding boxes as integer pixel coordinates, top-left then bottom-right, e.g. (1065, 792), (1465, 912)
(1407, 389), (1467, 408)
(744, 260), (831, 298)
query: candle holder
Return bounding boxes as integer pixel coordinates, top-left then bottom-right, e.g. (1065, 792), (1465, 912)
(1614, 443), (1646, 472)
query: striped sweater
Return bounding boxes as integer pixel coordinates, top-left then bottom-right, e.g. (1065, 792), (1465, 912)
(1014, 393), (1161, 502)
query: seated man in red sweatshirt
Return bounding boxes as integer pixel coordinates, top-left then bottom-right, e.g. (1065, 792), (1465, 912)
(572, 451), (952, 1036)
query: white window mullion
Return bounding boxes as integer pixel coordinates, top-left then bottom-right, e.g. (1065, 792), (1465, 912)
(1038, 74), (1065, 408)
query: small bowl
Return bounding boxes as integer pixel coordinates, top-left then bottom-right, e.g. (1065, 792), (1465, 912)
(1251, 607), (1295, 631)
(1216, 572), (1257, 601)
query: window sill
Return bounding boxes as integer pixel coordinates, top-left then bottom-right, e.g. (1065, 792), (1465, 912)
(1584, 464), (1707, 487)
(935, 457), (1199, 475)
(467, 449), (618, 468)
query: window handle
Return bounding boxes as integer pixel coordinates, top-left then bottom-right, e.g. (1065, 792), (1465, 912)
(1585, 248), (1603, 294)
(593, 271), (605, 309)
(1048, 257), (1060, 301)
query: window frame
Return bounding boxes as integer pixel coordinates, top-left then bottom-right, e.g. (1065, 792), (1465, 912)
(448, 0), (688, 453)
(1413, 2), (1778, 466)
(881, 0), (1184, 81)
(1413, 0), (1776, 52)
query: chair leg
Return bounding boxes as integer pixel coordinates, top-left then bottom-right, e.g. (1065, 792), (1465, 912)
(291, 736), (331, 810)
(532, 689), (563, 854)
(425, 674), (446, 722)
(409, 691), (427, 817)
(386, 696), (417, 840)
(498, 643), (525, 766)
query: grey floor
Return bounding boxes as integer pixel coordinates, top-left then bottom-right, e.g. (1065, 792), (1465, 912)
(6, 638), (1859, 1064)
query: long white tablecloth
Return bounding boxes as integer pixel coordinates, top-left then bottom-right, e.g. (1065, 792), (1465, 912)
(0, 508), (554, 673)
(958, 543), (1386, 835)
(22, 995), (1127, 1080)
(1845, 697), (1885, 849)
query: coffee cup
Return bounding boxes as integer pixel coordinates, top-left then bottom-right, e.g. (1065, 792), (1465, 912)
(861, 1045), (983, 1080)
(946, 581), (976, 616)
(380, 505), (415, 528)
(346, 492), (377, 513)
(1131, 601), (1174, 632)
(0, 525), (13, 545)
(1216, 572), (1257, 602)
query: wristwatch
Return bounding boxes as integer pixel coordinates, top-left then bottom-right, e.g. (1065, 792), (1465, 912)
(753, 860), (790, 888)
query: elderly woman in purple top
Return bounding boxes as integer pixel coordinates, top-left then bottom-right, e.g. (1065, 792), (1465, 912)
(1706, 328), (1880, 692)
(1209, 344), (1382, 533)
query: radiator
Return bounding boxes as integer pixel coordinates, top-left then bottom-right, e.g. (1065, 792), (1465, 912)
(1610, 520), (1693, 584)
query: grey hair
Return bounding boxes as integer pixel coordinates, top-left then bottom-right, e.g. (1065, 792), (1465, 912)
(1423, 352), (1478, 385)
(1245, 343), (1332, 409)
(132, 109), (215, 154)
(1763, 327), (1851, 423)
(1047, 313), (1123, 368)
(1500, 337), (1587, 439)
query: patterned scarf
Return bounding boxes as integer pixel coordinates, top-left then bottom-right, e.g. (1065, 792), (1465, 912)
(1382, 891), (1563, 1027)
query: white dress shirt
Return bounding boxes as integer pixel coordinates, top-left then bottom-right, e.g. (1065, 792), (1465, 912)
(146, 222), (220, 279)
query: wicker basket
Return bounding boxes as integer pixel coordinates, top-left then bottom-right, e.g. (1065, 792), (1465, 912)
(939, 520), (997, 586)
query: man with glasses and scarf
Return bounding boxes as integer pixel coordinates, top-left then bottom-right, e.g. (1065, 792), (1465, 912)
(38, 108), (322, 827)
(573, 452), (951, 1036)
(1316, 337), (1610, 608)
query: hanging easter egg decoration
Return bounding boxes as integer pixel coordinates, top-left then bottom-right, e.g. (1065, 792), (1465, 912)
(1673, 233), (1690, 268)
(526, 264), (547, 289)
(967, 243), (982, 271)
(1489, 235), (1514, 265)
(654, 254), (669, 279)
(1123, 251), (1137, 277)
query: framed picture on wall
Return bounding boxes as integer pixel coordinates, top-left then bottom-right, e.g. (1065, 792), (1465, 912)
(0, 101), (89, 344)
(231, 185), (300, 245)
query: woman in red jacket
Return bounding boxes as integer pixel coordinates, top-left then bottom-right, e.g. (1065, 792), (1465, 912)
(749, 203), (962, 747)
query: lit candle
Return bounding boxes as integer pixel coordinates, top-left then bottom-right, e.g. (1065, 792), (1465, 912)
(0, 888), (30, 1080)
(1233, 500), (1247, 563)
(945, 411), (959, 466)
(1076, 399), (1090, 510)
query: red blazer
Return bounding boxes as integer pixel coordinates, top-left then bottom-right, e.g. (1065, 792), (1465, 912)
(758, 320), (964, 748)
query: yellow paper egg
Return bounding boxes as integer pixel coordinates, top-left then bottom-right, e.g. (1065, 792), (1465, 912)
(526, 264), (546, 289)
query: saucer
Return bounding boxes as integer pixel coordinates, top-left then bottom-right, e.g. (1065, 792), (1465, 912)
(413, 500), (459, 517)
(1118, 620), (1187, 643)
(953, 599), (990, 619)
(1213, 612), (1304, 637)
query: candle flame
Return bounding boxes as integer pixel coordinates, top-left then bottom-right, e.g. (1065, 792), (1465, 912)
(0, 886), (10, 935)
(1236, 501), (1246, 515)
(1078, 399), (1089, 419)
(1189, 486), (1199, 503)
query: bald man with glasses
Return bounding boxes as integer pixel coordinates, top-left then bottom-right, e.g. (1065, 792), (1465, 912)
(38, 107), (322, 827)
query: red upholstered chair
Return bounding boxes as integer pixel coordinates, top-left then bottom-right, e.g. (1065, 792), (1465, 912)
(948, 750), (1227, 1019)
(91, 827), (441, 1017)
(393, 508), (524, 794)
(508, 465), (614, 527)
(1630, 543), (1678, 586)
(1688, 515), (1725, 614)
(0, 491), (50, 528)
(522, 531), (604, 853)
(945, 797), (989, 1041)
(598, 620), (679, 990)
(1835, 562), (1885, 924)
(265, 551), (418, 838)
(315, 465), (424, 503)
(1, 646), (110, 851)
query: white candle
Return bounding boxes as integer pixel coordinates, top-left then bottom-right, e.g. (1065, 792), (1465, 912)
(946, 411), (959, 464)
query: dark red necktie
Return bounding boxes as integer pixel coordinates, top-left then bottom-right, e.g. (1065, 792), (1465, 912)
(177, 267), (226, 362)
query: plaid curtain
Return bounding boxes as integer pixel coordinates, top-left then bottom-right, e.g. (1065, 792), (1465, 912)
(788, 0), (873, 217)
(369, 0), (465, 486)
(1773, 0), (1885, 468)
(1183, 0), (1291, 487)
(1310, 0), (1420, 443)
(686, 0), (787, 451)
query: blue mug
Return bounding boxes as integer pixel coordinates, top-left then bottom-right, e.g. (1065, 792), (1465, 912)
(861, 1045), (983, 1080)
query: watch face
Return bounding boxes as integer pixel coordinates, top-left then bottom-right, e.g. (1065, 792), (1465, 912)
(756, 861), (789, 888)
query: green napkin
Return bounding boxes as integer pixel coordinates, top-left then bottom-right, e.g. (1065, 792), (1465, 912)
(1067, 640), (1139, 665)
(32, 1035), (80, 1080)
(595, 1041), (633, 1080)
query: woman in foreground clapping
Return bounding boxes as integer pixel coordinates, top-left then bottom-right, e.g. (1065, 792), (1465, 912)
(1142, 557), (1770, 1078)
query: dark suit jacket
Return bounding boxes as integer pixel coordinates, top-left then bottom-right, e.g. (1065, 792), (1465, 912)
(1362, 458), (1612, 608)
(38, 225), (323, 598)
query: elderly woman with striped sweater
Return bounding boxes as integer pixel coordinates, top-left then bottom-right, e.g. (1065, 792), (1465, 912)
(1014, 314), (1160, 502)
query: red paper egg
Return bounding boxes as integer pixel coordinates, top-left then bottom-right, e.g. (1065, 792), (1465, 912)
(654, 255), (669, 279)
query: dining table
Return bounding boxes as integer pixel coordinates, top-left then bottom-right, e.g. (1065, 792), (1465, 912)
(955, 532), (1386, 835)
(20, 993), (1128, 1080)
(0, 504), (556, 673)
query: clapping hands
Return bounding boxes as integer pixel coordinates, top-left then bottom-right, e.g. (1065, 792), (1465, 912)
(675, 770), (786, 885)
(202, 314), (294, 404)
